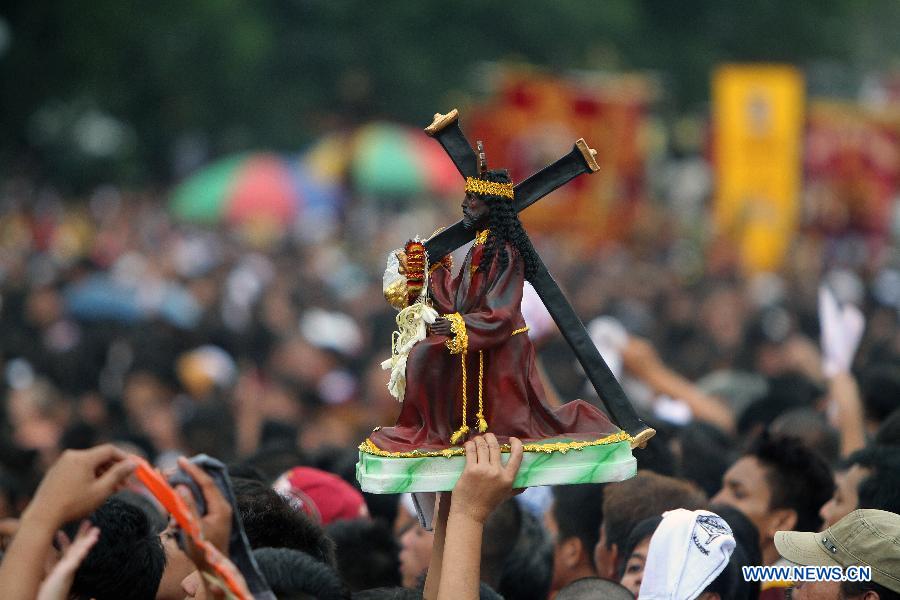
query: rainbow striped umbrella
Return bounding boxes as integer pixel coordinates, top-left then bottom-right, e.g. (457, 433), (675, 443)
(170, 153), (343, 229)
(300, 123), (461, 198)
(350, 122), (459, 197)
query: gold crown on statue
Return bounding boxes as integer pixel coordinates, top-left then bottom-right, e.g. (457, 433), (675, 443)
(464, 177), (514, 199)
(464, 140), (514, 199)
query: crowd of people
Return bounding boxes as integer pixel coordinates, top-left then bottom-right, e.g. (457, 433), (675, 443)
(0, 176), (898, 599)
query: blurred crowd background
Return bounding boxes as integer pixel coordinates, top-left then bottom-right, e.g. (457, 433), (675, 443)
(0, 0), (899, 551)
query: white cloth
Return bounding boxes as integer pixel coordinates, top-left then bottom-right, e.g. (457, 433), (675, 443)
(818, 285), (865, 378)
(638, 509), (735, 600)
(587, 316), (628, 380)
(520, 282), (555, 342)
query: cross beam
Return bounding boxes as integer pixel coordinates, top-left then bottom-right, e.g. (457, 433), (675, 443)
(422, 109), (654, 448)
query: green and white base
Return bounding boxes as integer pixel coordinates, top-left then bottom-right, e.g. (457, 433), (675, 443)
(357, 438), (636, 494)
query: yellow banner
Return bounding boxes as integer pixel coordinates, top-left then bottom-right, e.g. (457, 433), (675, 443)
(713, 65), (805, 272)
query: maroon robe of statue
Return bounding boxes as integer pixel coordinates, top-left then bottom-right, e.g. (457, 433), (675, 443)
(368, 231), (620, 454)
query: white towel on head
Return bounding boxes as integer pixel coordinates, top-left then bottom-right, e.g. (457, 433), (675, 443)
(638, 509), (735, 600)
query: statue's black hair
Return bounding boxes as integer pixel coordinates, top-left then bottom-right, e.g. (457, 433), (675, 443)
(476, 170), (540, 281)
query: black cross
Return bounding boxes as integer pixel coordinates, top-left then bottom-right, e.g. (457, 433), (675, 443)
(422, 109), (654, 448)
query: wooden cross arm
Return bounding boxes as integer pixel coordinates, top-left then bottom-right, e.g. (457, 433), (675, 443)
(423, 139), (600, 259)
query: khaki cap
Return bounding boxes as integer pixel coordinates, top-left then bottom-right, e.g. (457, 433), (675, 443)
(774, 509), (900, 593)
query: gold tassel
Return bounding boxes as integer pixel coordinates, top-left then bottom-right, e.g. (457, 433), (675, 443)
(450, 351), (469, 444)
(450, 424), (469, 445)
(476, 351), (487, 432)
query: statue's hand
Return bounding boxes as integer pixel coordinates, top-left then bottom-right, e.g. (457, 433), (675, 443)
(428, 317), (453, 336)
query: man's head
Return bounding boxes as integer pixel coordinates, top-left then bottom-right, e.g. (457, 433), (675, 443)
(618, 515), (662, 596)
(555, 577), (635, 600)
(822, 445), (900, 530)
(233, 477), (336, 565)
(776, 509), (900, 600)
(594, 470), (707, 579)
(861, 365), (900, 431)
(397, 520), (432, 588)
(712, 433), (834, 564)
(854, 447), (900, 516)
(545, 484), (604, 593)
(252, 547), (348, 600)
(496, 505), (553, 600)
(326, 518), (400, 592)
(821, 464), (871, 531)
(66, 497), (166, 600)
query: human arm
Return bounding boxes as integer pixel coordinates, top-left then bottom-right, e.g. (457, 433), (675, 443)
(36, 521), (100, 600)
(622, 336), (736, 434)
(0, 445), (135, 600)
(436, 433), (524, 600)
(829, 371), (867, 458)
(818, 286), (867, 457)
(423, 491), (452, 600)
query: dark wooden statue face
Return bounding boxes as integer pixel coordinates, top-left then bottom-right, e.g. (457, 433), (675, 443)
(461, 192), (489, 230)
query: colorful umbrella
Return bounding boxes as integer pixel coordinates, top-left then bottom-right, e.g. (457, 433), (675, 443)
(170, 153), (343, 230)
(351, 122), (459, 197)
(300, 123), (461, 198)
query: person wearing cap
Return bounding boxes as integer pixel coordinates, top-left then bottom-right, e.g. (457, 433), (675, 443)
(273, 466), (368, 525)
(775, 509), (900, 599)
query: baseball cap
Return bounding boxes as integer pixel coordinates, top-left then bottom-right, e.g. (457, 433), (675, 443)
(273, 466), (369, 525)
(775, 509), (900, 593)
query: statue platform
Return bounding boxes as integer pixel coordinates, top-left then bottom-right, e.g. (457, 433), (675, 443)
(356, 433), (636, 494)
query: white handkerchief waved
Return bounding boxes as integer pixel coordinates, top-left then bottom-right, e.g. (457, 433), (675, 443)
(638, 509), (736, 600)
(819, 285), (865, 377)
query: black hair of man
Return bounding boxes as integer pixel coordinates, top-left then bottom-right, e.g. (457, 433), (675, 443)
(676, 422), (738, 496)
(476, 169), (540, 281)
(841, 580), (900, 600)
(876, 408), (900, 446)
(496, 505), (553, 600)
(702, 544), (749, 600)
(707, 503), (762, 570)
(551, 483), (605, 559)
(555, 577), (635, 600)
(66, 497), (165, 600)
(232, 477), (336, 566)
(351, 583), (503, 600)
(252, 547), (348, 600)
(238, 442), (307, 484)
(770, 407), (840, 466)
(862, 364), (900, 425)
(602, 470), (707, 557)
(708, 503), (761, 600)
(113, 489), (167, 534)
(617, 515), (662, 579)
(849, 446), (900, 515)
(326, 518), (401, 591)
(747, 433), (834, 532)
(352, 588), (422, 600)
